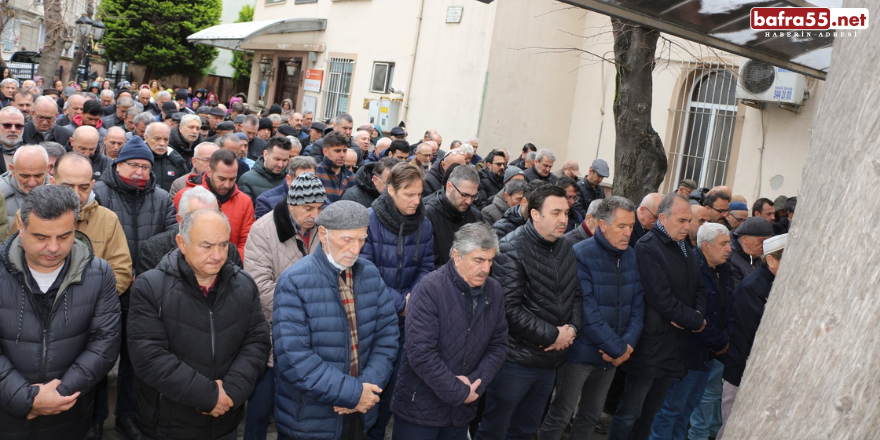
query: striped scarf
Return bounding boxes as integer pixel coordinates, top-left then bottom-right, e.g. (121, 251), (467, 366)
(338, 268), (359, 377)
(655, 220), (688, 257)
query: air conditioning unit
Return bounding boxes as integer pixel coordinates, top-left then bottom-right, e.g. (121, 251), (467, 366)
(736, 59), (807, 108)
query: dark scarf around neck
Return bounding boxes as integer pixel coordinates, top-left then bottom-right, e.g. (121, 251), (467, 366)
(371, 191), (425, 261)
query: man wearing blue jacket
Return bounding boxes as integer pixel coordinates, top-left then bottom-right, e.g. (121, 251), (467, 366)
(538, 196), (645, 440)
(273, 200), (399, 440)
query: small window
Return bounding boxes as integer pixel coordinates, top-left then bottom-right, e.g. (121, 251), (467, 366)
(370, 62), (394, 94)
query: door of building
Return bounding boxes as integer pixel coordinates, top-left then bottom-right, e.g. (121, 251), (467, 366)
(275, 57), (303, 110)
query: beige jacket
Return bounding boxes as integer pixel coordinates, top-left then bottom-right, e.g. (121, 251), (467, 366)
(12, 199), (133, 294)
(243, 204), (318, 368)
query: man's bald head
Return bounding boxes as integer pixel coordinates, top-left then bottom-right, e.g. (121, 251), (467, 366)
(637, 192), (664, 230)
(10, 145), (49, 194)
(70, 125), (100, 158)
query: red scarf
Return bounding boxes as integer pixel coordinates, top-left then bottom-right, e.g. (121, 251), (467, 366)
(119, 175), (149, 190)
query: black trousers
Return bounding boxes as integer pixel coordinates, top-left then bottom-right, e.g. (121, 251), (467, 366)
(282, 416), (364, 440)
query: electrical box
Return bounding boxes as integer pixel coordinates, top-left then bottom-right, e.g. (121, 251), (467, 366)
(368, 98), (402, 133)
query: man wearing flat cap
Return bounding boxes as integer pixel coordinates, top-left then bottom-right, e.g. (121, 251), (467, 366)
(728, 217), (773, 287)
(573, 158), (609, 217)
(273, 200), (399, 440)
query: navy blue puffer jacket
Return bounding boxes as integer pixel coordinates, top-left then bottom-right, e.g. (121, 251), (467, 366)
(360, 196), (434, 316)
(567, 228), (644, 368)
(391, 260), (508, 427)
(273, 246), (399, 440)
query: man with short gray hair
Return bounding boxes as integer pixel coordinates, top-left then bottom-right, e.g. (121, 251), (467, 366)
(128, 207), (270, 440)
(1, 144), (50, 226)
(564, 198), (603, 247)
(631, 193), (663, 248)
(101, 96), (133, 129)
(0, 184), (121, 440)
(539, 196), (643, 440)
(169, 113), (204, 164)
(482, 179), (526, 225)
(0, 106), (25, 166)
(0, 77), (19, 107)
(24, 96), (65, 145)
(424, 164), (484, 268)
(390, 222), (509, 438)
(524, 149), (558, 184)
(169, 141), (219, 199)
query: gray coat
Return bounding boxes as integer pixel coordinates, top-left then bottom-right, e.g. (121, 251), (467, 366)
(0, 232), (121, 439)
(481, 192), (509, 225)
(0, 172), (50, 229)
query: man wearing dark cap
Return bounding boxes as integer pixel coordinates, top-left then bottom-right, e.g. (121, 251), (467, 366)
(242, 172), (325, 439)
(92, 135), (176, 439)
(773, 196), (794, 235)
(234, 114), (246, 132)
(726, 201), (749, 230)
(308, 122), (325, 147)
(175, 88), (195, 115)
(160, 100), (178, 123)
(273, 200), (399, 440)
(677, 179), (698, 197)
(573, 158), (609, 217)
(208, 106), (227, 137)
(728, 217), (773, 288)
(215, 121), (235, 138)
(258, 117), (273, 141)
(389, 126), (406, 141)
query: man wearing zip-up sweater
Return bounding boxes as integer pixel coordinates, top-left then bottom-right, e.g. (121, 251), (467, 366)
(128, 208), (270, 440)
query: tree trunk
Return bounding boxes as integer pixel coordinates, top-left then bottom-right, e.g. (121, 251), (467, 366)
(724, 0), (880, 437)
(68, 0), (94, 83)
(36, 0), (63, 82)
(610, 18), (667, 203)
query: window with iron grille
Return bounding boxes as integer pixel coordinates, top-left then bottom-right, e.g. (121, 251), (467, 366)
(322, 57), (354, 120)
(669, 69), (738, 189)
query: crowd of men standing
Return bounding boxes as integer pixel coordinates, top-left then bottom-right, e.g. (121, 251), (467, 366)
(0, 76), (795, 440)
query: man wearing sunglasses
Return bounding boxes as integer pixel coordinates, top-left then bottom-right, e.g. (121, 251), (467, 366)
(477, 149), (508, 210)
(0, 106), (25, 168)
(424, 164), (484, 268)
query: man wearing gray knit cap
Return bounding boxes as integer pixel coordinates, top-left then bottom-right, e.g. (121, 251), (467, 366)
(242, 171), (326, 439)
(273, 199), (400, 440)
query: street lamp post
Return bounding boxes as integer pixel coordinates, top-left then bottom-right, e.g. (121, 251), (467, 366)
(74, 15), (105, 84)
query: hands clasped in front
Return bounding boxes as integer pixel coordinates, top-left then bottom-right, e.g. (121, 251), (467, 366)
(334, 383), (382, 415)
(202, 380), (234, 417)
(544, 325), (576, 352)
(28, 379), (80, 420)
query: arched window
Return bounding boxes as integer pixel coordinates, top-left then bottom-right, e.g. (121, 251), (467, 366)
(674, 70), (738, 188)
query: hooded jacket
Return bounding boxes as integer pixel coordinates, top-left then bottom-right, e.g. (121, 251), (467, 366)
(567, 228), (644, 368)
(168, 124), (203, 164)
(238, 158), (286, 203)
(492, 205), (527, 240)
(391, 260), (508, 427)
(243, 200), (318, 368)
(273, 245), (399, 440)
(92, 166), (177, 269)
(128, 250), (270, 440)
(361, 192), (435, 316)
(481, 192), (509, 225)
(0, 231), (121, 440)
(492, 220), (582, 369)
(174, 172), (255, 259)
(340, 163), (380, 209)
(151, 148), (189, 193)
(423, 190), (484, 268)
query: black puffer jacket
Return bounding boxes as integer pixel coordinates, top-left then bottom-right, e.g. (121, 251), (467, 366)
(341, 162), (380, 208)
(88, 152), (113, 180)
(492, 206), (527, 239)
(423, 161), (445, 198)
(93, 166), (176, 269)
(168, 125), (203, 164)
(152, 149), (189, 193)
(476, 167), (503, 210)
(0, 232), (121, 440)
(573, 178), (605, 217)
(492, 220), (582, 369)
(128, 250), (270, 440)
(423, 190), (484, 268)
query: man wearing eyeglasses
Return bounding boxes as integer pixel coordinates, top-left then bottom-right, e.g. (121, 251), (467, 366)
(725, 202), (749, 230)
(424, 165), (484, 268)
(92, 135), (176, 440)
(630, 192), (663, 248)
(0, 106), (25, 167)
(477, 149), (508, 210)
(410, 142), (433, 171)
(169, 141), (219, 199)
(24, 96), (66, 146)
(703, 191), (731, 224)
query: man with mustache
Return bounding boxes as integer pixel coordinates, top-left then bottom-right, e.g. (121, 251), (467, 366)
(273, 200), (399, 440)
(475, 184), (582, 440)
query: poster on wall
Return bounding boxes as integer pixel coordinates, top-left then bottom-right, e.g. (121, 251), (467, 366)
(304, 69), (324, 92)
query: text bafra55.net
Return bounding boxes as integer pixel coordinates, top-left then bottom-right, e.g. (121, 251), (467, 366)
(750, 7), (868, 30)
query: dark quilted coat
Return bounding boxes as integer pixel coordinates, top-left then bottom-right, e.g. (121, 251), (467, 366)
(688, 248), (733, 372)
(151, 149), (189, 193)
(238, 159), (287, 203)
(623, 228), (707, 379)
(391, 261), (508, 427)
(728, 233), (758, 288)
(93, 165), (176, 269)
(492, 205), (526, 240)
(422, 161), (445, 198)
(254, 181), (288, 220)
(476, 167), (503, 210)
(423, 190), (484, 268)
(128, 250), (270, 440)
(341, 163), (380, 209)
(272, 245), (399, 440)
(567, 228), (644, 368)
(723, 264), (774, 387)
(360, 203), (435, 316)
(168, 124), (203, 164)
(492, 220), (583, 369)
(0, 232), (121, 440)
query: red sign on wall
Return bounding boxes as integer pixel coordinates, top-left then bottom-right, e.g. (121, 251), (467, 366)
(304, 69), (324, 92)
